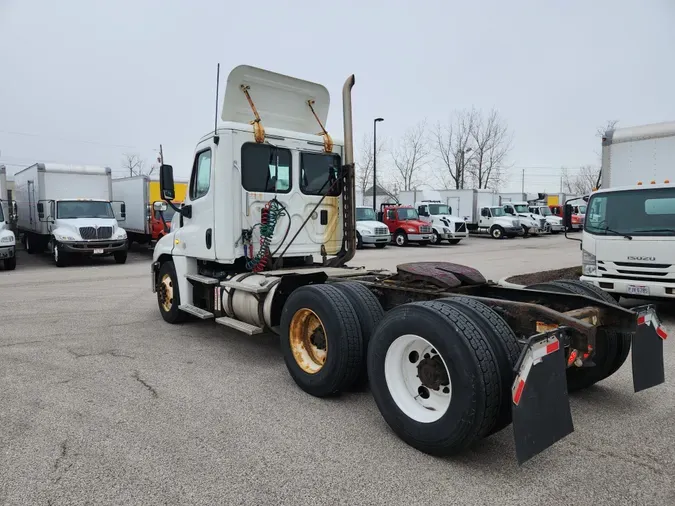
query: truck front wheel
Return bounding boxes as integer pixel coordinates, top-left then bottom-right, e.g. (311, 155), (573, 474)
(490, 226), (504, 239)
(393, 231), (408, 247)
(3, 257), (16, 270)
(114, 251), (128, 264)
(52, 241), (68, 267)
(157, 261), (185, 324)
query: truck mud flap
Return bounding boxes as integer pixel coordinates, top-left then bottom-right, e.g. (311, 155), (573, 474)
(632, 305), (667, 393)
(511, 330), (574, 465)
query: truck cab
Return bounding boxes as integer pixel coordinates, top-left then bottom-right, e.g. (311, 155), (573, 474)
(355, 206), (390, 248)
(550, 204), (584, 231)
(478, 206), (523, 239)
(528, 204), (564, 234)
(502, 201), (542, 236)
(415, 200), (468, 245)
(0, 199), (16, 270)
(378, 203), (433, 246)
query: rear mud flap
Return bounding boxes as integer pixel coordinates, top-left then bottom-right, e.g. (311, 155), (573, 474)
(632, 306), (667, 393)
(511, 331), (574, 465)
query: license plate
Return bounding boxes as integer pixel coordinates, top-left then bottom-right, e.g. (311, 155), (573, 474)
(93, 248), (104, 255)
(628, 285), (650, 296)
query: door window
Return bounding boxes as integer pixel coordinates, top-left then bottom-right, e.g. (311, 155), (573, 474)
(190, 149), (212, 200)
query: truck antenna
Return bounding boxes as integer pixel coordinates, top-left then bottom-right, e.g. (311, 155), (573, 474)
(213, 63), (220, 145)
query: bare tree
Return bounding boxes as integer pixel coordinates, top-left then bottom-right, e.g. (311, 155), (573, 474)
(596, 119), (619, 138)
(467, 109), (512, 190)
(432, 109), (476, 189)
(391, 121), (430, 191)
(122, 153), (152, 177)
(562, 165), (600, 194)
(355, 133), (385, 196)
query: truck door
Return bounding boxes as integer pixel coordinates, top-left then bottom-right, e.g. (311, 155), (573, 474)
(174, 145), (216, 260)
(479, 207), (491, 227)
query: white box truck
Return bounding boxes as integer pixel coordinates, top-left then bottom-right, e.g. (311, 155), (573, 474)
(0, 165), (17, 270)
(14, 163), (128, 267)
(398, 190), (468, 244)
(579, 121), (675, 299)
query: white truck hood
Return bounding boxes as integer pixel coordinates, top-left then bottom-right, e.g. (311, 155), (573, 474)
(587, 235), (675, 264)
(0, 223), (15, 244)
(53, 218), (126, 240)
(356, 220), (389, 233)
(433, 214), (464, 226)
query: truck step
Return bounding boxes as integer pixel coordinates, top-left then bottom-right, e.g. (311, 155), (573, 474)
(220, 279), (272, 294)
(178, 304), (214, 319)
(185, 273), (220, 285)
(215, 316), (264, 335)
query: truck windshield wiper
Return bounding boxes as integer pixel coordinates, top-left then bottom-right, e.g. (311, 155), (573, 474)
(602, 226), (632, 240)
(631, 228), (675, 234)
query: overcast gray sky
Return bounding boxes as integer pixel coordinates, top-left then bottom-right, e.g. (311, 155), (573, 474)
(1, 0), (674, 193)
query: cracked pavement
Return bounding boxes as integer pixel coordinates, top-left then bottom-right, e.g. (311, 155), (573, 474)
(1, 236), (674, 505)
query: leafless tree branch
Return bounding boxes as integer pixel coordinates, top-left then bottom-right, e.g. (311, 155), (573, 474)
(432, 109), (477, 189)
(122, 153), (150, 177)
(391, 121), (430, 191)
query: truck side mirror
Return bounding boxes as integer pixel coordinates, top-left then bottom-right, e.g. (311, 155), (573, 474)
(563, 204), (573, 229)
(160, 164), (176, 201)
(37, 202), (45, 220)
(120, 202), (126, 220)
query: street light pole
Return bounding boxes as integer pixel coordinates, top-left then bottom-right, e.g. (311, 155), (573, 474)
(373, 117), (384, 212)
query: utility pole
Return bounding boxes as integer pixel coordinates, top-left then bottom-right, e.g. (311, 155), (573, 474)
(521, 168), (525, 193)
(373, 118), (384, 212)
(159, 144), (164, 164)
(559, 175), (563, 193)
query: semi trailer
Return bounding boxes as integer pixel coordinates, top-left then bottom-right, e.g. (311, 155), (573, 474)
(151, 64), (667, 464)
(14, 164), (128, 267)
(578, 121), (675, 300)
(0, 166), (16, 270)
(112, 175), (188, 246)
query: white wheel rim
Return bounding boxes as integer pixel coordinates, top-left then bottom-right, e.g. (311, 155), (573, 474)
(396, 234), (405, 246)
(384, 334), (452, 423)
(431, 233), (438, 244)
(54, 245), (58, 262)
(493, 229), (501, 238)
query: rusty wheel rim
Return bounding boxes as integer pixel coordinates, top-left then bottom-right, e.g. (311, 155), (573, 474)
(159, 273), (174, 312)
(289, 308), (327, 374)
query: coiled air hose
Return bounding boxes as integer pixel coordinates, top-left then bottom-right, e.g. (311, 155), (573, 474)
(246, 199), (286, 272)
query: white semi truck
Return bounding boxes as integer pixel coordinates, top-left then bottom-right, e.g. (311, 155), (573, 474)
(355, 206), (390, 248)
(150, 64), (667, 464)
(0, 166), (17, 270)
(579, 121), (675, 300)
(398, 190), (469, 244)
(14, 164), (128, 267)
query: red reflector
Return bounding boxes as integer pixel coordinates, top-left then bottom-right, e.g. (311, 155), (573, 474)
(567, 350), (578, 366)
(637, 315), (646, 325)
(513, 379), (525, 405)
(657, 326), (668, 340)
(546, 340), (560, 355)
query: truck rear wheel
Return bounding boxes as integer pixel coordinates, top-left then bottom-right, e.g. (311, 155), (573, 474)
(157, 261), (186, 324)
(367, 301), (500, 456)
(280, 284), (364, 397)
(525, 280), (621, 391)
(24, 234), (35, 254)
(438, 296), (520, 435)
(332, 282), (384, 388)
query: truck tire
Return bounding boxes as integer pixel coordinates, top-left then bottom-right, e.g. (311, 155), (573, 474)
(114, 250), (128, 264)
(547, 280), (631, 380)
(448, 239), (461, 245)
(367, 301), (500, 456)
(418, 241), (429, 247)
(393, 230), (408, 247)
(280, 284), (364, 397)
(490, 226), (504, 239)
(524, 280), (619, 391)
(24, 234), (35, 254)
(157, 261), (186, 324)
(437, 296), (520, 435)
(375, 243), (387, 249)
(431, 230), (441, 244)
(332, 282), (384, 388)
(3, 257), (16, 271)
(52, 241), (68, 268)
(356, 232), (363, 249)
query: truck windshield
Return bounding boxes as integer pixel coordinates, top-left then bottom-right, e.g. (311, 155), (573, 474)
(514, 204), (529, 213)
(576, 205), (587, 214)
(301, 152), (341, 197)
(356, 208), (377, 221)
(537, 207), (551, 216)
(428, 204), (451, 215)
(491, 207), (506, 217)
(585, 188), (675, 236)
(57, 201), (115, 219)
(397, 208), (419, 220)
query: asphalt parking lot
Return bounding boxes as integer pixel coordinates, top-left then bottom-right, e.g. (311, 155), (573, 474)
(1, 235), (674, 505)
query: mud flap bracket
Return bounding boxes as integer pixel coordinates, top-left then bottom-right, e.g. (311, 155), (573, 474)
(511, 328), (574, 465)
(632, 305), (667, 393)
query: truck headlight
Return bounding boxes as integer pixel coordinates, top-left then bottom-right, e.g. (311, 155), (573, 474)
(443, 227), (450, 233)
(582, 250), (597, 275)
(55, 234), (76, 242)
(407, 227), (416, 232)
(0, 236), (14, 243)
(117, 230), (127, 239)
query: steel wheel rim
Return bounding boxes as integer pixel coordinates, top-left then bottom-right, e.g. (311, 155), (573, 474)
(289, 308), (327, 374)
(430, 232), (438, 244)
(159, 273), (174, 312)
(493, 228), (501, 238)
(54, 244), (58, 262)
(396, 234), (405, 246)
(384, 334), (452, 423)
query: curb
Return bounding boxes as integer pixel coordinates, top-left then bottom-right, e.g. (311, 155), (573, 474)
(497, 277), (525, 289)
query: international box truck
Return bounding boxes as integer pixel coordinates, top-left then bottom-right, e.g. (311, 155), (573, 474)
(14, 163), (128, 267)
